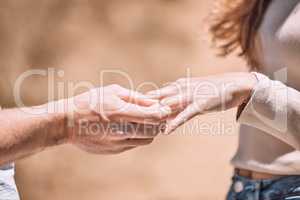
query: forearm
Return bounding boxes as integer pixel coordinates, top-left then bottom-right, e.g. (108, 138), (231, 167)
(238, 72), (300, 149)
(0, 106), (67, 165)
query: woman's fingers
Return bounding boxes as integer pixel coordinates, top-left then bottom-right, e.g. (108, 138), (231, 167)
(160, 95), (193, 110)
(165, 104), (200, 134)
(115, 102), (172, 124)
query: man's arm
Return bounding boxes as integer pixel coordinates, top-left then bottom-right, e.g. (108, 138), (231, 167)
(0, 107), (66, 165)
(0, 85), (170, 166)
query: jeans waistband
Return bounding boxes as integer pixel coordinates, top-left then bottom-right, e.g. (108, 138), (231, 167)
(227, 173), (300, 200)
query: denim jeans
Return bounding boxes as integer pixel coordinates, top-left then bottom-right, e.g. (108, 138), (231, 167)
(0, 164), (20, 200)
(227, 174), (300, 200)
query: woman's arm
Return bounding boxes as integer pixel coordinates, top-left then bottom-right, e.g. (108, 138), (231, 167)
(238, 3), (300, 149)
(148, 72), (300, 149)
(237, 72), (300, 149)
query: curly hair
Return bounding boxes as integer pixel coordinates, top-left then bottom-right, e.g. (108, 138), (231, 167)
(209, 0), (272, 69)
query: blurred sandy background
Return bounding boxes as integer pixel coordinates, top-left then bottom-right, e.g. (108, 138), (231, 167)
(0, 0), (248, 199)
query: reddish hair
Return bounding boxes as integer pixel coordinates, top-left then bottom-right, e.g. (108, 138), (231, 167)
(209, 0), (272, 69)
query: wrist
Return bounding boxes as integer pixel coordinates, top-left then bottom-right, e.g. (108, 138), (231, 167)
(42, 102), (69, 148)
(240, 72), (258, 103)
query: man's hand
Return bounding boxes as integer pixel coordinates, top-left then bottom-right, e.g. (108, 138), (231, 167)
(63, 84), (171, 154)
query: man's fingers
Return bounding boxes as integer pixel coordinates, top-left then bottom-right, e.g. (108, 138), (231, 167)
(115, 138), (154, 146)
(146, 83), (181, 100)
(114, 116), (160, 125)
(106, 146), (137, 155)
(166, 104), (199, 134)
(108, 122), (164, 139)
(117, 87), (158, 106)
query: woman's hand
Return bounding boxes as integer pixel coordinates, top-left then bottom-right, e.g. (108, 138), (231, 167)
(147, 73), (258, 134)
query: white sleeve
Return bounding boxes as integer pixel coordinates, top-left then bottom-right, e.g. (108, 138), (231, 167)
(277, 2), (300, 46)
(237, 72), (300, 149)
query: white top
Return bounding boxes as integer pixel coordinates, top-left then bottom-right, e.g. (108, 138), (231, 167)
(232, 0), (300, 174)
